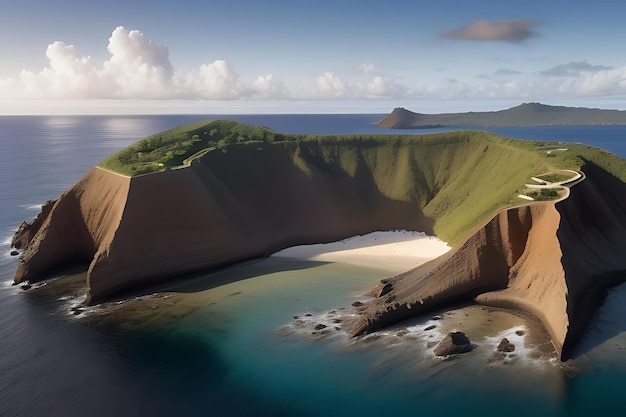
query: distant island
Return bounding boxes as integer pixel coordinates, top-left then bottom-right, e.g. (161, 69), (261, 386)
(11, 120), (626, 361)
(376, 102), (626, 128)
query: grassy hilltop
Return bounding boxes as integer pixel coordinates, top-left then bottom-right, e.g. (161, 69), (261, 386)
(99, 120), (626, 244)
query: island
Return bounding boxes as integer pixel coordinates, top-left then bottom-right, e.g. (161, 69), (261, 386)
(376, 102), (626, 128)
(11, 120), (626, 360)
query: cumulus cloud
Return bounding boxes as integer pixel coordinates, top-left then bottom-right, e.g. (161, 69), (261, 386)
(305, 72), (409, 100)
(441, 19), (537, 43)
(19, 41), (99, 98)
(252, 74), (290, 98)
(1, 26), (409, 102)
(12, 27), (176, 99)
(316, 72), (346, 97)
(1, 26), (281, 100)
(366, 76), (408, 98)
(101, 26), (174, 97)
(176, 60), (244, 99)
(7, 26), (626, 105)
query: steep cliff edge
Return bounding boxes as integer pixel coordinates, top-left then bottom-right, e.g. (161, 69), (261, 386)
(15, 141), (447, 303)
(352, 161), (626, 359)
(15, 128), (555, 304)
(13, 167), (130, 284)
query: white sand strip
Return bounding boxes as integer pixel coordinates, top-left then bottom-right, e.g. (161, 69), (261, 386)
(273, 230), (451, 273)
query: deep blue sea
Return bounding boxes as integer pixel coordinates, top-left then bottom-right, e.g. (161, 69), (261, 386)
(1, 114), (626, 416)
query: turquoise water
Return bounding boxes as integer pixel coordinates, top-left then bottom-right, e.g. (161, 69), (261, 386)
(1, 115), (626, 416)
(122, 257), (571, 416)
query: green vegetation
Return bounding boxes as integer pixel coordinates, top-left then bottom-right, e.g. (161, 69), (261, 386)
(535, 171), (575, 183)
(99, 120), (297, 175)
(98, 119), (626, 244)
(527, 188), (561, 201)
(379, 102), (626, 129)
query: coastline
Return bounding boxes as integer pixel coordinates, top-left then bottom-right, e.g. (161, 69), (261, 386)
(42, 230), (559, 368)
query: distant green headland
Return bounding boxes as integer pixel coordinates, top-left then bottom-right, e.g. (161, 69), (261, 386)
(376, 102), (626, 128)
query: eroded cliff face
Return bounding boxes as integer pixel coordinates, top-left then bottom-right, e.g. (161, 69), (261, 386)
(350, 204), (542, 336)
(13, 167), (130, 285)
(352, 162), (626, 359)
(14, 143), (434, 303)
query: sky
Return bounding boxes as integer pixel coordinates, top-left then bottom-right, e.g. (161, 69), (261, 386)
(2, 0), (626, 114)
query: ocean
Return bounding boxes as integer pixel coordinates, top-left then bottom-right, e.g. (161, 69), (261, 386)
(1, 114), (626, 416)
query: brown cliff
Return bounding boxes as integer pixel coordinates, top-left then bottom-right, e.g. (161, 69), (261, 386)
(352, 161), (626, 359)
(14, 143), (434, 303)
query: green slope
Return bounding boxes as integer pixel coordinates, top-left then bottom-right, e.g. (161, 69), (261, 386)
(99, 120), (626, 244)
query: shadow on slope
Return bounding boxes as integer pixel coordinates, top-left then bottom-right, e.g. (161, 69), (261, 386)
(559, 161), (626, 359)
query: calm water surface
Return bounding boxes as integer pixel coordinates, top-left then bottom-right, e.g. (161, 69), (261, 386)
(1, 115), (626, 416)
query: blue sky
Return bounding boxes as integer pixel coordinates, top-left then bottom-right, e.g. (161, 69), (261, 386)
(2, 0), (626, 114)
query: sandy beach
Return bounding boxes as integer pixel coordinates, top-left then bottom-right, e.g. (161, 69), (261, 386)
(272, 230), (452, 273)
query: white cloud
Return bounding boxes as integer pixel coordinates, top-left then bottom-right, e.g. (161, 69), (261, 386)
(252, 74), (290, 98)
(19, 41), (100, 98)
(100, 26), (174, 98)
(5, 27), (626, 105)
(176, 60), (244, 99)
(1, 26), (255, 100)
(315, 72), (347, 97)
(366, 76), (409, 98)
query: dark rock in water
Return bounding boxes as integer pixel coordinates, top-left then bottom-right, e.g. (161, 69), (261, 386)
(396, 330), (409, 337)
(10, 250), (19, 256)
(332, 318), (342, 323)
(497, 338), (516, 353)
(304, 313), (313, 317)
(351, 301), (364, 307)
(293, 315), (300, 320)
(434, 331), (472, 356)
(314, 324), (327, 330)
(20, 283), (32, 290)
(431, 315), (443, 321)
(515, 330), (526, 336)
(424, 325), (437, 331)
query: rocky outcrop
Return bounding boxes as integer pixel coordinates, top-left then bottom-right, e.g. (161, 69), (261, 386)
(434, 331), (472, 356)
(12, 200), (55, 250)
(497, 338), (515, 353)
(351, 161), (626, 360)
